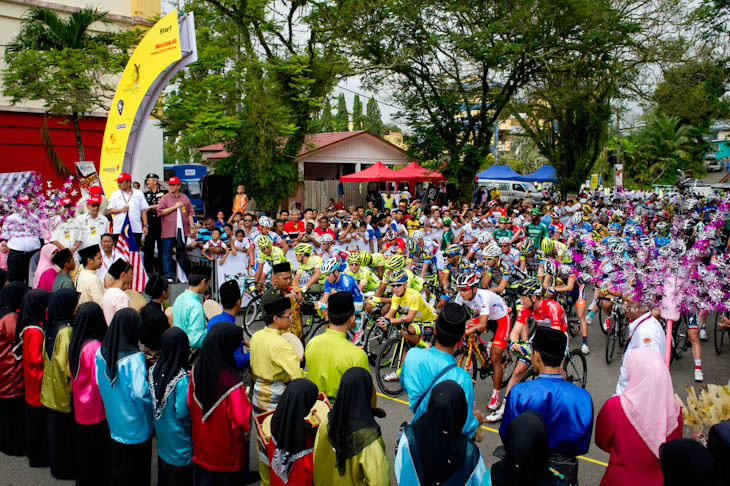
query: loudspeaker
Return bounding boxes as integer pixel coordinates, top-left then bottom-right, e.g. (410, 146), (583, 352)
(202, 174), (233, 217)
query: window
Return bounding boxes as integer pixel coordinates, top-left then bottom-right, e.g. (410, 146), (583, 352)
(512, 183), (524, 192)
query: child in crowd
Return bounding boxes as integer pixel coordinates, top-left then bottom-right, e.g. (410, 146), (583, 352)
(203, 228), (229, 264)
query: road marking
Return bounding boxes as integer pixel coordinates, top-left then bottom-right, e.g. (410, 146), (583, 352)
(376, 391), (609, 468)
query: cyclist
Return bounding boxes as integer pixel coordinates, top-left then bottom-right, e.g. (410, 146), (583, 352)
(492, 216), (513, 242)
(488, 277), (567, 422)
(293, 243), (324, 294)
(437, 244), (472, 310)
(524, 208), (550, 248)
(497, 237), (520, 269)
(466, 234), (492, 263)
(480, 244), (511, 294)
(549, 212), (564, 241)
(381, 229), (406, 255)
(453, 273), (511, 413)
(359, 250), (386, 279)
(318, 233), (338, 261)
(543, 260), (590, 354)
(517, 238), (542, 276)
(253, 234), (290, 285)
(344, 252), (381, 293)
(253, 216), (288, 252)
(377, 269), (437, 381)
(318, 259), (365, 341)
(406, 231), (438, 280)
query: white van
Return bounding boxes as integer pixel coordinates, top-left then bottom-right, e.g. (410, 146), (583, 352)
(477, 179), (543, 203)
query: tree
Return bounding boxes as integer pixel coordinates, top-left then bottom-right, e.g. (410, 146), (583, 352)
(317, 98), (335, 132)
(352, 94), (364, 130)
(2, 7), (139, 163)
(345, 0), (644, 200)
(364, 97), (384, 136)
(334, 93), (349, 131)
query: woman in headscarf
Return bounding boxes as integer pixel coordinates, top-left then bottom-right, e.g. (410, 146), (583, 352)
(312, 367), (389, 485)
(39, 288), (80, 479)
(267, 378), (318, 486)
(660, 438), (715, 486)
(149, 327), (192, 486)
(13, 288), (51, 467)
(595, 348), (682, 486)
(95, 308), (153, 486)
(0, 282), (28, 456)
(395, 380), (487, 485)
(189, 322), (253, 486)
(33, 243), (58, 290)
(69, 302), (109, 486)
(489, 410), (554, 486)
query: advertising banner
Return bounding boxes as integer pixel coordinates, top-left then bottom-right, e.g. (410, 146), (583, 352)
(75, 161), (101, 196)
(614, 164), (624, 188)
(590, 173), (598, 189)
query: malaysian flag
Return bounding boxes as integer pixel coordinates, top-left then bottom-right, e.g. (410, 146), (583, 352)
(114, 214), (148, 292)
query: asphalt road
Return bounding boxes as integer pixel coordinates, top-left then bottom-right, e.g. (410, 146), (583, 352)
(3, 306), (729, 485)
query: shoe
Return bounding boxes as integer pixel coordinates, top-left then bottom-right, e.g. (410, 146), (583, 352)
(581, 343), (590, 355)
(351, 329), (365, 346)
(487, 393), (501, 411)
(694, 369), (704, 382)
(699, 328), (708, 341)
(383, 371), (400, 382)
(486, 403), (505, 423)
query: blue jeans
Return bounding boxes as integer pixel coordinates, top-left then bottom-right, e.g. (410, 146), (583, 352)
(162, 237), (176, 279)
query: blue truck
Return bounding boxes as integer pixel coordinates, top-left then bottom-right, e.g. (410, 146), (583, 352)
(163, 164), (207, 214)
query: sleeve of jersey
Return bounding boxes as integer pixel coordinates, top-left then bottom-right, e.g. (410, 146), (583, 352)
(516, 306), (531, 325)
(547, 301), (564, 329)
(349, 277), (364, 302)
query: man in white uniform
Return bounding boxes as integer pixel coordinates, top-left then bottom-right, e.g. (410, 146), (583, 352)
(107, 172), (149, 248)
(615, 306), (665, 394)
(77, 193), (109, 251)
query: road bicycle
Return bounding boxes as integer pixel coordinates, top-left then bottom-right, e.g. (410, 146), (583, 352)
(520, 347), (588, 389)
(374, 322), (436, 397)
(600, 296), (628, 365)
(555, 292), (581, 337)
(240, 279), (269, 337)
(453, 328), (517, 388)
(713, 311), (730, 355)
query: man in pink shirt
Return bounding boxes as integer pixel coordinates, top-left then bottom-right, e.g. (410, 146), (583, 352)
(157, 177), (195, 281)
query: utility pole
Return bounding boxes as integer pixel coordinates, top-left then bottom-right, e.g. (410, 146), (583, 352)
(616, 110), (621, 167)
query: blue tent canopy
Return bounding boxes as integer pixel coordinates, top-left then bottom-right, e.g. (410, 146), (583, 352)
(521, 166), (558, 183)
(475, 165), (524, 181)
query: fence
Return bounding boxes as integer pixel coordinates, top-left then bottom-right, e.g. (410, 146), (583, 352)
(302, 180), (368, 210)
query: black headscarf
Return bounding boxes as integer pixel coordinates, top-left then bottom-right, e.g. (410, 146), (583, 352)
(490, 410), (551, 486)
(405, 380), (480, 486)
(13, 289), (51, 357)
(101, 308), (142, 385)
(150, 327), (189, 419)
(660, 438), (715, 486)
(0, 281), (28, 320)
(192, 322), (244, 422)
(68, 302), (107, 379)
(327, 367), (381, 475)
(270, 379), (318, 482)
(44, 288), (79, 359)
(0, 269), (7, 289)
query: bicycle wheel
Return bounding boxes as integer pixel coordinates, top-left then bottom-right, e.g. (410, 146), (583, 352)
(374, 337), (406, 397)
(242, 295), (260, 338)
(617, 315), (628, 347)
(363, 317), (388, 364)
(597, 302), (608, 335)
(520, 367), (539, 383)
(500, 351), (518, 388)
(454, 346), (479, 385)
(714, 313), (726, 355)
(567, 317), (580, 337)
(605, 314), (618, 365)
(564, 349), (588, 388)
(672, 316), (689, 360)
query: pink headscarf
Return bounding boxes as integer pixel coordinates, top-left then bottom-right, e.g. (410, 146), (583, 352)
(33, 243), (58, 289)
(620, 348), (680, 457)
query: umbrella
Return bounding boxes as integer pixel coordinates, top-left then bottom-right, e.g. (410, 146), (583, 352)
(395, 161), (446, 182)
(339, 161), (401, 182)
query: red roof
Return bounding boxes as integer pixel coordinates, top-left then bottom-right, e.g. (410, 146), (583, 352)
(197, 130), (403, 161)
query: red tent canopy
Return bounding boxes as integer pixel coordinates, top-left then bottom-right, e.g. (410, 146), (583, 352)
(395, 161), (446, 181)
(339, 161), (401, 182)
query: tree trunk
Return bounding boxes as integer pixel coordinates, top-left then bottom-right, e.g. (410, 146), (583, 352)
(72, 112), (85, 161)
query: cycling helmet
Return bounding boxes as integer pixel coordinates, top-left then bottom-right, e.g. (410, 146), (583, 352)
(320, 259), (340, 274)
(517, 277), (543, 296)
(498, 237), (511, 245)
(608, 241), (626, 254)
(405, 238), (418, 254)
(385, 229), (397, 240)
(544, 259), (557, 275)
(444, 244), (462, 257)
(320, 233), (334, 244)
(387, 269), (409, 284)
(442, 217), (452, 226)
(385, 254), (406, 270)
(484, 244), (501, 258)
(582, 204), (592, 214)
(540, 238), (555, 255)
(258, 216), (272, 228)
(498, 216), (509, 223)
(608, 222), (622, 231)
(655, 236), (670, 247)
(695, 222), (705, 233)
(488, 200), (498, 208)
(571, 213), (583, 225)
(602, 262), (615, 275)
(658, 245), (672, 257)
(455, 273), (480, 289)
(359, 251), (373, 266)
(655, 221), (668, 234)
(294, 243), (312, 255)
(477, 234), (490, 245)
(558, 264), (573, 276)
(257, 235), (273, 249)
(411, 230), (426, 240)
(529, 208), (542, 216)
(519, 238), (534, 255)
(346, 252), (361, 264)
(625, 225), (638, 236)
(540, 215), (552, 227)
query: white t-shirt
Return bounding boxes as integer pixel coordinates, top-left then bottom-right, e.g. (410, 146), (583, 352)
(615, 312), (666, 394)
(454, 289), (508, 320)
(103, 287), (129, 325)
(108, 189), (149, 234)
(98, 250), (116, 284)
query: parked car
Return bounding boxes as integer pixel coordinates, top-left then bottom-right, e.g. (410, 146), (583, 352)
(477, 180), (543, 203)
(707, 160), (723, 172)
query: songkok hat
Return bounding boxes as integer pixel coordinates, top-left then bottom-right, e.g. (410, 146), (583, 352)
(435, 302), (467, 339)
(144, 273), (168, 299)
(190, 264), (212, 279)
(272, 262), (291, 274)
(218, 280), (240, 305)
(532, 326), (567, 360)
(78, 244), (100, 263)
(107, 258), (129, 279)
(51, 248), (73, 267)
(263, 296), (291, 317)
(328, 291), (355, 317)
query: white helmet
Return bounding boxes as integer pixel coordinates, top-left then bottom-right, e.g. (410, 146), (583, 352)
(477, 234), (490, 245)
(484, 244), (501, 258)
(320, 233), (334, 244)
(498, 237), (511, 245)
(412, 230), (426, 240)
(320, 259), (339, 274)
(571, 213), (583, 225)
(258, 216), (272, 228)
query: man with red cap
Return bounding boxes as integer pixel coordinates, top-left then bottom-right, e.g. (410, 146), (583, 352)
(107, 172), (149, 247)
(157, 176), (194, 281)
(77, 192), (110, 250)
(75, 185), (108, 217)
(49, 196), (82, 255)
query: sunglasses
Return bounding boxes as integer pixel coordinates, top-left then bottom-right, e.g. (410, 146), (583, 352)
(390, 283), (405, 288)
(243, 219), (253, 222)
(276, 313), (294, 321)
(485, 257), (496, 261)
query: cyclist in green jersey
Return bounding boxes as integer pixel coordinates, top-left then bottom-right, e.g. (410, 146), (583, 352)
(525, 208), (550, 248)
(293, 243), (324, 294)
(344, 252), (381, 293)
(492, 216), (513, 241)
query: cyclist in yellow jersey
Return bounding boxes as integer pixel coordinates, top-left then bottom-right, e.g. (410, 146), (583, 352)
(344, 252), (381, 293)
(293, 243), (325, 294)
(253, 235), (290, 284)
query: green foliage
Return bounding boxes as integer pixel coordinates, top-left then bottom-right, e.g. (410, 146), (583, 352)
(364, 97), (383, 137)
(500, 136), (548, 175)
(317, 99), (335, 132)
(352, 94), (364, 130)
(334, 93), (349, 131)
